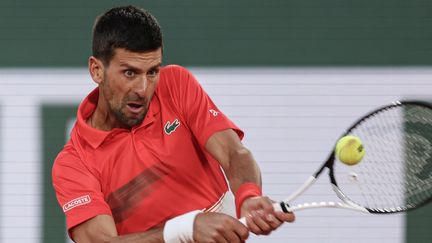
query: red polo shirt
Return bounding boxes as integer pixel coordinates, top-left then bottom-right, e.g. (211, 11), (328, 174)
(52, 65), (243, 235)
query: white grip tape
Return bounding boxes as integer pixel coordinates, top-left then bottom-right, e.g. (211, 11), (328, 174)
(163, 210), (201, 243)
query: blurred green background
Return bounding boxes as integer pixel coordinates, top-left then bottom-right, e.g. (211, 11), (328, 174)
(0, 0), (431, 67)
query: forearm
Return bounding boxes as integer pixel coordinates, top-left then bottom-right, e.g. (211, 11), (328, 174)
(205, 129), (263, 216)
(112, 210), (199, 243)
(109, 228), (163, 243)
(204, 129), (262, 193)
(73, 225), (164, 243)
(224, 147), (262, 193)
(73, 208), (199, 243)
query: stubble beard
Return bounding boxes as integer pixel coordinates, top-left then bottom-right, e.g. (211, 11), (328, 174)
(110, 100), (147, 128)
(103, 73), (148, 128)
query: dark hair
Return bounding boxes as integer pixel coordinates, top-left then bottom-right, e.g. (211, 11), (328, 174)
(92, 5), (163, 65)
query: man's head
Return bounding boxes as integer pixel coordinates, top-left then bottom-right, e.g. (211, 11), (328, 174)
(92, 5), (162, 65)
(89, 6), (163, 129)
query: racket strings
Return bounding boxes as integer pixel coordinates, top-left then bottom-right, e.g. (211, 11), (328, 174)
(362, 107), (405, 210)
(403, 105), (432, 208)
(334, 104), (432, 212)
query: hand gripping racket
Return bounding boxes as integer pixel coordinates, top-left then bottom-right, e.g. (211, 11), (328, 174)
(241, 100), (432, 224)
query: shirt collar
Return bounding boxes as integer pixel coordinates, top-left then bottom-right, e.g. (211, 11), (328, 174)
(75, 88), (111, 148)
(75, 88), (160, 149)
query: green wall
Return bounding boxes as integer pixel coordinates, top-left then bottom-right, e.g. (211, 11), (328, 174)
(406, 205), (432, 243)
(42, 105), (77, 243)
(1, 0), (431, 67)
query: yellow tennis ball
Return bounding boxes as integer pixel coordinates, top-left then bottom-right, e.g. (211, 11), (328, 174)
(335, 135), (365, 165)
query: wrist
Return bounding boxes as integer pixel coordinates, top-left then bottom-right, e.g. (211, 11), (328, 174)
(163, 210), (201, 243)
(234, 183), (262, 217)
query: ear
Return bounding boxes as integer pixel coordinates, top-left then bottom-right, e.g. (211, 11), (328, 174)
(88, 56), (105, 84)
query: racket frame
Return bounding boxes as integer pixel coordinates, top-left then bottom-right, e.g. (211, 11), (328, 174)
(277, 100), (432, 214)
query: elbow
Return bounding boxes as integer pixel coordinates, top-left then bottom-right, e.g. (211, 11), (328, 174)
(231, 147), (252, 160)
(229, 146), (257, 169)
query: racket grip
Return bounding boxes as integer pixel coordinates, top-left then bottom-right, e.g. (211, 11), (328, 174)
(239, 202), (291, 226)
(274, 201), (291, 213)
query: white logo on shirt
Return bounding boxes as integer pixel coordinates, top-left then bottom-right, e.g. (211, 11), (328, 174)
(62, 195), (91, 212)
(209, 109), (219, 117)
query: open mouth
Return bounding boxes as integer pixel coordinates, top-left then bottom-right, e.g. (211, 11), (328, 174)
(128, 103), (143, 109)
(127, 103), (144, 113)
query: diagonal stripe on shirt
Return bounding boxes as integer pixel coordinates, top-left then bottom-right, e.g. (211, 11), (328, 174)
(106, 163), (169, 223)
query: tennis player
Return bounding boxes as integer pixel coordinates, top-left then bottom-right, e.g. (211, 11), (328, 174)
(52, 5), (294, 243)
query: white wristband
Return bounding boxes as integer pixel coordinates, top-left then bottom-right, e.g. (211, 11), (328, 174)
(163, 210), (201, 243)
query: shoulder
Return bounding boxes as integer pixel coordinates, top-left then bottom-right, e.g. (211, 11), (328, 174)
(159, 65), (195, 86)
(157, 65), (196, 97)
(53, 144), (78, 169)
(160, 64), (191, 78)
(52, 143), (85, 179)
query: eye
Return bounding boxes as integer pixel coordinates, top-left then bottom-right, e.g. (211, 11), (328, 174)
(147, 68), (159, 78)
(124, 70), (135, 78)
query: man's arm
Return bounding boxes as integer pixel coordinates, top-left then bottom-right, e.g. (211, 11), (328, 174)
(205, 129), (295, 234)
(71, 212), (249, 243)
(71, 215), (163, 243)
(205, 130), (261, 190)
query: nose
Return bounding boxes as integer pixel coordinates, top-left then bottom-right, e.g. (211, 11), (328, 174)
(135, 75), (148, 98)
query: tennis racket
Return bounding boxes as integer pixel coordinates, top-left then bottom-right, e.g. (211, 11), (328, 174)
(241, 100), (432, 224)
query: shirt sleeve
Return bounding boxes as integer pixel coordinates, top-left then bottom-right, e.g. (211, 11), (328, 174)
(169, 65), (244, 146)
(52, 149), (112, 234)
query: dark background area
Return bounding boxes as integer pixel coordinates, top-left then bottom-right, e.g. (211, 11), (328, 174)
(0, 0), (431, 67)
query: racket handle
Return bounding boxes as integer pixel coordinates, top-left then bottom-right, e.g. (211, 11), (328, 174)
(239, 202), (291, 226)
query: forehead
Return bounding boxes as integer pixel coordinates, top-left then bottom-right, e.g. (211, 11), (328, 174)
(110, 48), (162, 68)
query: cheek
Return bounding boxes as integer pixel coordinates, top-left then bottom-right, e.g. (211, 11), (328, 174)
(147, 80), (159, 95)
(104, 79), (128, 106)
(103, 82), (117, 102)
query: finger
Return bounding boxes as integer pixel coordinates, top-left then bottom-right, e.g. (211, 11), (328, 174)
(264, 213), (283, 229)
(218, 218), (247, 243)
(232, 220), (249, 241)
(275, 211), (296, 223)
(222, 230), (243, 243)
(211, 232), (229, 243)
(245, 213), (262, 234)
(250, 210), (272, 234)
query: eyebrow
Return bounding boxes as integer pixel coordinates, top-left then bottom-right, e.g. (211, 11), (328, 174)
(119, 62), (162, 72)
